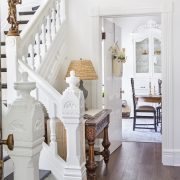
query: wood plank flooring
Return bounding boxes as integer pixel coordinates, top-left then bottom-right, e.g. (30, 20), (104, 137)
(96, 142), (180, 180)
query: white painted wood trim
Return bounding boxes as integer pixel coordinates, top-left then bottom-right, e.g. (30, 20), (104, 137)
(163, 149), (180, 166)
(161, 7), (174, 166)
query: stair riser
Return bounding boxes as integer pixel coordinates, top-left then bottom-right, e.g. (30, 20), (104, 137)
(1, 73), (7, 83)
(18, 6), (36, 12)
(2, 89), (7, 101)
(19, 14), (35, 21)
(1, 33), (6, 42)
(1, 46), (6, 54)
(1, 58), (6, 68)
(3, 159), (14, 178)
(18, 24), (28, 30)
(43, 174), (53, 180)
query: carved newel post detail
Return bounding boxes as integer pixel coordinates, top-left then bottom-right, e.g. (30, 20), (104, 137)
(61, 71), (87, 180)
(3, 72), (44, 180)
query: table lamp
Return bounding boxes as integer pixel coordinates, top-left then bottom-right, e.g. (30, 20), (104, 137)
(65, 59), (98, 110)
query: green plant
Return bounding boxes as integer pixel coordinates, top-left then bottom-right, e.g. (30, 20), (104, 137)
(109, 42), (126, 63)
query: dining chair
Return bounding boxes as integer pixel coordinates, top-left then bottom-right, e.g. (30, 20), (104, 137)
(131, 78), (157, 132)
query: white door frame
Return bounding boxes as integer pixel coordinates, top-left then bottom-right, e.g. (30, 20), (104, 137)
(90, 1), (173, 166)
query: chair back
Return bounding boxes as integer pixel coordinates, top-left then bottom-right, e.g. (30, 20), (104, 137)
(131, 78), (137, 110)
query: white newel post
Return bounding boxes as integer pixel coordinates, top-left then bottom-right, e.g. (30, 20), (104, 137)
(62, 71), (87, 180)
(6, 36), (21, 105)
(3, 72), (44, 180)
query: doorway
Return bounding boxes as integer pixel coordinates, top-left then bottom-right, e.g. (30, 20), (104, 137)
(91, 1), (173, 164)
(102, 15), (162, 143)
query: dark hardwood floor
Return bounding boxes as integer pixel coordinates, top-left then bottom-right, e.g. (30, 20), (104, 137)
(96, 142), (180, 180)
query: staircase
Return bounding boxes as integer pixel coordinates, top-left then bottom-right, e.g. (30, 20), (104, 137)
(1, 0), (87, 180)
(0, 5), (39, 105)
(1, 4), (52, 180)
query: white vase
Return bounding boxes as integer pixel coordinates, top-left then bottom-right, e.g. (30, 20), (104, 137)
(112, 60), (123, 77)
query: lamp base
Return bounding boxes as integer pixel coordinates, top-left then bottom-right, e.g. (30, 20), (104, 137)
(79, 80), (88, 111)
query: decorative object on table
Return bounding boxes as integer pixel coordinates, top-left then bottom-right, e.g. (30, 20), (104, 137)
(154, 50), (161, 55)
(149, 82), (152, 95)
(158, 79), (162, 95)
(65, 59), (98, 110)
(7, 0), (22, 36)
(142, 49), (149, 55)
(109, 42), (126, 77)
(122, 100), (131, 118)
(153, 86), (156, 95)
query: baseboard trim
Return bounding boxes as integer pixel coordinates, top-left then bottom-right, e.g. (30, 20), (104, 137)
(162, 149), (180, 166)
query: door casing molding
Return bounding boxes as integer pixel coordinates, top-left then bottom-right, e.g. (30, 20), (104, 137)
(90, 0), (175, 166)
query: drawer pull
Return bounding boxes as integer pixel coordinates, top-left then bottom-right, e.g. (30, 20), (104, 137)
(140, 86), (145, 88)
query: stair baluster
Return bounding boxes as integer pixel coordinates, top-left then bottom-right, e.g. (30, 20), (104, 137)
(46, 15), (52, 47)
(41, 23), (47, 56)
(56, 0), (61, 28)
(29, 43), (35, 70)
(35, 32), (42, 66)
(50, 117), (58, 155)
(52, 4), (57, 38)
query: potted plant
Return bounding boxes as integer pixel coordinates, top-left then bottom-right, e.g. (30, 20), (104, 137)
(110, 42), (126, 77)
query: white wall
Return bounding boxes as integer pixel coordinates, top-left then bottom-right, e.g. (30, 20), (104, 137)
(66, 0), (180, 166)
(114, 16), (161, 111)
(1, 0), (9, 30)
(64, 0), (97, 109)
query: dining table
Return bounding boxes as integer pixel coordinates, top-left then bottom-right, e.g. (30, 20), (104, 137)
(135, 94), (162, 104)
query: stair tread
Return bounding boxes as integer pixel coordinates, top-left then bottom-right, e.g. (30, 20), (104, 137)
(3, 155), (10, 162)
(18, 20), (29, 24)
(4, 170), (51, 180)
(32, 6), (40, 11)
(1, 42), (5, 46)
(1, 54), (6, 58)
(19, 11), (36, 15)
(2, 100), (7, 107)
(2, 83), (7, 89)
(1, 68), (7, 72)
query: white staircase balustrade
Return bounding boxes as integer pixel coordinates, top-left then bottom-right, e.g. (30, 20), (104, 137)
(4, 1), (87, 179)
(18, 59), (62, 155)
(3, 72), (45, 180)
(6, 0), (66, 104)
(38, 71), (87, 180)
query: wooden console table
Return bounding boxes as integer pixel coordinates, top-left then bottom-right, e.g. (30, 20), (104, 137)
(84, 109), (112, 179)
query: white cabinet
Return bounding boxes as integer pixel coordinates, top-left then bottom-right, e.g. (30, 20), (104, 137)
(132, 20), (162, 94)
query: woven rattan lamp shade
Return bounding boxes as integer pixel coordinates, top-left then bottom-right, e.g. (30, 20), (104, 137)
(66, 60), (98, 80)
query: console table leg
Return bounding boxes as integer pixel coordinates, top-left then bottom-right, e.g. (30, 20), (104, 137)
(102, 125), (110, 164)
(86, 140), (97, 179)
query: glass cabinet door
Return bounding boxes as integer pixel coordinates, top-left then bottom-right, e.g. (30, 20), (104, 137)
(136, 38), (149, 73)
(154, 38), (161, 73)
